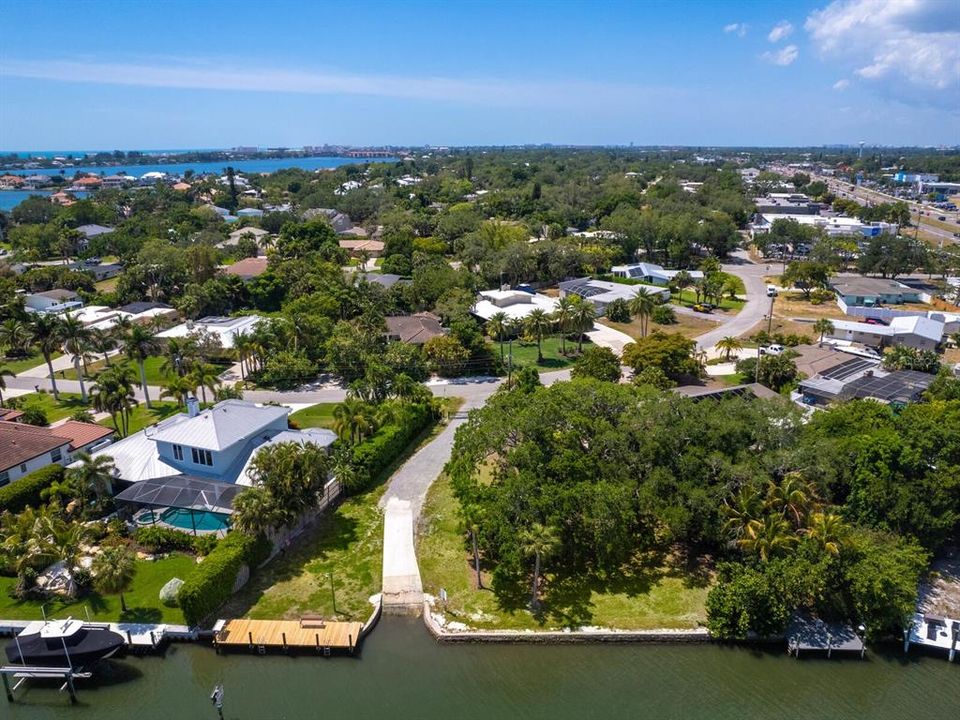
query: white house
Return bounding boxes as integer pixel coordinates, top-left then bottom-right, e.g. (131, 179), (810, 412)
(24, 289), (83, 314)
(156, 315), (263, 349)
(610, 262), (704, 286)
(827, 316), (944, 351)
(471, 289), (559, 321)
(558, 278), (670, 315)
(89, 399), (335, 487)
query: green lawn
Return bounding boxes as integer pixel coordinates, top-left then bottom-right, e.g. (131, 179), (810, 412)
(717, 372), (748, 386)
(99, 401), (182, 436)
(490, 335), (586, 371)
(2, 350), (62, 375)
(12, 391), (87, 423)
(418, 473), (711, 631)
(0, 554), (195, 624)
(65, 356), (231, 385)
(673, 290), (745, 312)
(289, 403), (339, 430)
(218, 400), (460, 622)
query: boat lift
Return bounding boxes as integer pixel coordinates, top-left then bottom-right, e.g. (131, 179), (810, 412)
(1, 631), (89, 703)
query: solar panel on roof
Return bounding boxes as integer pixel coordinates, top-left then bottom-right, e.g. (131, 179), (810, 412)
(821, 358), (876, 381)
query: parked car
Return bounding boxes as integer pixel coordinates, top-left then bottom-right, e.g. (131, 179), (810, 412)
(863, 317), (887, 326)
(692, 304), (712, 313)
(938, 215), (947, 221)
(760, 344), (784, 356)
(766, 285), (778, 297)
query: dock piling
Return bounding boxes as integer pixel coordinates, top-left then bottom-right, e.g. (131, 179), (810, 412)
(1, 672), (10, 702)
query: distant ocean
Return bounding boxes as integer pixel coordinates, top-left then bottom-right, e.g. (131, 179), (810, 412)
(0, 155), (397, 211)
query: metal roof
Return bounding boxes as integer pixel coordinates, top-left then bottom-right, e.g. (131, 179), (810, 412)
(113, 475), (241, 514)
(149, 400), (289, 451)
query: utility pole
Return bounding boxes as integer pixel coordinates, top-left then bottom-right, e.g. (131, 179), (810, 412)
(767, 296), (775, 335)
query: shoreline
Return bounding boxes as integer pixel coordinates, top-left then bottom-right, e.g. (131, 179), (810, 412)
(422, 600), (711, 644)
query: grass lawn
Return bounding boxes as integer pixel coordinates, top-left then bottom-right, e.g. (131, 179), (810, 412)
(0, 554), (195, 624)
(99, 401), (182, 436)
(605, 312), (718, 342)
(65, 356), (232, 385)
(492, 335), (584, 371)
(673, 290), (745, 312)
(12, 391), (87, 423)
(717, 372), (748, 386)
(95, 276), (119, 292)
(219, 399), (462, 622)
(418, 473), (711, 631)
(2, 350), (62, 375)
(289, 403), (339, 430)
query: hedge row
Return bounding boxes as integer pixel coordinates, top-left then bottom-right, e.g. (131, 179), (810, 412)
(349, 402), (434, 493)
(0, 465), (64, 514)
(134, 526), (219, 556)
(178, 531), (271, 626)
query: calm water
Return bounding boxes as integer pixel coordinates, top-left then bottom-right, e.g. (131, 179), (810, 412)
(2, 618), (957, 719)
(0, 156), (396, 211)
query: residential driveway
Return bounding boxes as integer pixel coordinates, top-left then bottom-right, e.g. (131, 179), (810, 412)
(587, 323), (634, 356)
(695, 252), (770, 351)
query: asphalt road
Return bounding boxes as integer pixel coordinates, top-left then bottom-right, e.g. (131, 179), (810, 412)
(695, 252), (770, 351)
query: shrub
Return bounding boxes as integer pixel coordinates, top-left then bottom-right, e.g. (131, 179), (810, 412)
(571, 346), (621, 383)
(134, 525), (219, 555)
(605, 298), (631, 323)
(349, 402), (433, 492)
(178, 531), (271, 626)
(258, 350), (316, 390)
(0, 465), (64, 513)
(20, 407), (48, 426)
(72, 567), (93, 597)
(652, 305), (677, 325)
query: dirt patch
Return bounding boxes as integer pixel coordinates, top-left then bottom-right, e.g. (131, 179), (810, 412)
(919, 550), (960, 618)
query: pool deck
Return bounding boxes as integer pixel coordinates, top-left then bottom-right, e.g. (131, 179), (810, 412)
(213, 618), (363, 654)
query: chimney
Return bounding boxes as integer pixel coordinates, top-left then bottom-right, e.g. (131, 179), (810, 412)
(186, 396), (200, 418)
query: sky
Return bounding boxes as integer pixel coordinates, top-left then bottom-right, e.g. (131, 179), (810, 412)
(0, 0), (958, 149)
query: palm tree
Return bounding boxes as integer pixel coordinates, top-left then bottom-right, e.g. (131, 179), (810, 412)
(524, 308), (553, 363)
(188, 362), (222, 404)
(161, 375), (194, 408)
(231, 486), (282, 538)
(672, 270), (693, 306)
(88, 327), (116, 366)
(333, 398), (376, 444)
(571, 297), (596, 353)
(716, 336), (743, 361)
(520, 523), (559, 609)
(61, 315), (91, 403)
(805, 512), (849, 556)
(91, 364), (138, 436)
(30, 314), (65, 400)
(813, 318), (835, 347)
(0, 318), (32, 357)
(232, 331), (253, 381)
(0, 367), (14, 408)
(766, 473), (817, 529)
(67, 452), (116, 505)
(553, 296), (575, 356)
(722, 486), (765, 541)
(125, 325), (161, 408)
(487, 311), (509, 361)
(92, 545), (136, 612)
(629, 290), (657, 339)
(161, 337), (197, 378)
(737, 515), (797, 562)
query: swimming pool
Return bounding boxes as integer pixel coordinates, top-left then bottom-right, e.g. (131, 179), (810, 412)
(159, 508), (231, 532)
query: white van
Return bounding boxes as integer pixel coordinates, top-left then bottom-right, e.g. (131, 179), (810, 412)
(766, 285), (778, 297)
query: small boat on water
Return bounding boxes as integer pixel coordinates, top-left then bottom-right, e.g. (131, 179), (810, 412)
(5, 618), (126, 667)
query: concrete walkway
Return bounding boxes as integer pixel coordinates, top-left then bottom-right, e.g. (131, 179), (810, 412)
(586, 323), (635, 357)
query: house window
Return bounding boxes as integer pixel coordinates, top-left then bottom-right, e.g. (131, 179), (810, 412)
(191, 448), (213, 466)
(51, 448), (62, 463)
(19, 463), (27, 474)
(173, 444), (184, 461)
(0, 471), (8, 487)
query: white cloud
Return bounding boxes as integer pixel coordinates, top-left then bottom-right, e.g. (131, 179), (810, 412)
(723, 22), (748, 37)
(805, 0), (960, 102)
(0, 57), (688, 110)
(768, 21), (794, 42)
(833, 78), (850, 91)
(761, 45), (800, 66)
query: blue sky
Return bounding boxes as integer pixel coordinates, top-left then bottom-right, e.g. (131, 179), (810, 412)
(0, 0), (957, 149)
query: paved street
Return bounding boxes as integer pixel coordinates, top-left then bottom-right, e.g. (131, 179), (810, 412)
(695, 252), (770, 351)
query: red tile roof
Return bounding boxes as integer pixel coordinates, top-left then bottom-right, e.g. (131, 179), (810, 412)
(0, 421), (70, 472)
(50, 421), (114, 450)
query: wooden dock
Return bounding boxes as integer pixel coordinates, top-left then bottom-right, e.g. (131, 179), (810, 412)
(213, 618), (364, 655)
